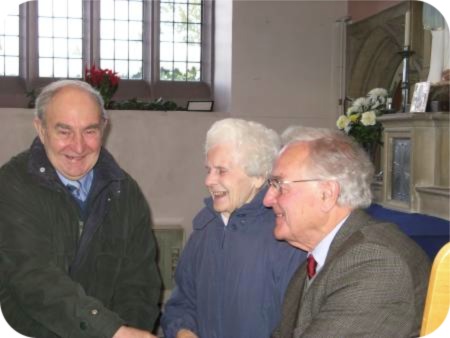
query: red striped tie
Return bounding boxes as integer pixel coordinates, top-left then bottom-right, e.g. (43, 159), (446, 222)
(307, 255), (317, 279)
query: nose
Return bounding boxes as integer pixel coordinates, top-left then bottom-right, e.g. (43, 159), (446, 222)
(263, 185), (277, 207)
(204, 170), (217, 187)
(72, 132), (86, 154)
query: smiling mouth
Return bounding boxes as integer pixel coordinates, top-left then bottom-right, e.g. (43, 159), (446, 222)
(65, 155), (84, 161)
(211, 191), (227, 199)
(274, 209), (285, 218)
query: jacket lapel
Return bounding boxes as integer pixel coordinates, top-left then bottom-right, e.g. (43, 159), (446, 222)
(293, 210), (375, 336)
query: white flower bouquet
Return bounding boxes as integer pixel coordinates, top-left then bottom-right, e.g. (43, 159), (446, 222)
(336, 88), (387, 149)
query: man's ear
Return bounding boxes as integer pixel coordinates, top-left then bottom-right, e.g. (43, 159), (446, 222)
(33, 117), (46, 144)
(319, 180), (340, 212)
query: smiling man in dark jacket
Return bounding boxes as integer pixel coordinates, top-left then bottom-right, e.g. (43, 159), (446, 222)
(0, 80), (161, 338)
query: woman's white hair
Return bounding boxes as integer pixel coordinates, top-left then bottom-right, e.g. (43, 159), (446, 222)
(205, 118), (281, 179)
(281, 125), (374, 208)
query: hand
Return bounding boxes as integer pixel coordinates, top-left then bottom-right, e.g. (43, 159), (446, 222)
(176, 329), (199, 338)
(112, 326), (157, 338)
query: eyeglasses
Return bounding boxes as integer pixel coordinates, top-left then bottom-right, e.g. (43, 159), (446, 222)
(267, 177), (322, 194)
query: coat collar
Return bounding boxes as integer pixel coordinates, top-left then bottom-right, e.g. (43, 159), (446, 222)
(27, 137), (125, 190)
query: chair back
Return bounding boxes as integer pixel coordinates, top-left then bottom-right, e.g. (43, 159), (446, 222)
(420, 242), (450, 336)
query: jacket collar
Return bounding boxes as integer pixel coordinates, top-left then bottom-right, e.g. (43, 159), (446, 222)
(27, 137), (125, 190)
(325, 209), (374, 265)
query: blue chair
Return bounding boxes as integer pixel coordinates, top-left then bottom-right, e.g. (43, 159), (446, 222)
(366, 204), (450, 260)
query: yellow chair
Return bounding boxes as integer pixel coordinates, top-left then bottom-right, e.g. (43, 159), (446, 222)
(420, 242), (450, 336)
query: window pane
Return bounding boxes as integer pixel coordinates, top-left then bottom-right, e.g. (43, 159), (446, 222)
(39, 58), (53, 77)
(54, 38), (68, 58)
(160, 62), (173, 80)
(129, 21), (142, 40)
(39, 38), (54, 57)
(38, 0), (82, 78)
(68, 58), (82, 78)
(101, 40), (115, 58)
(54, 18), (68, 38)
(187, 63), (200, 81)
(38, 0), (53, 17)
(5, 16), (19, 36)
(115, 60), (128, 78)
(160, 42), (173, 61)
(160, 23), (173, 42)
(68, 0), (82, 18)
(101, 59), (114, 70)
(188, 4), (201, 23)
(0, 56), (4, 75)
(188, 24), (201, 43)
(115, 1), (129, 20)
(187, 43), (200, 62)
(129, 41), (142, 60)
(101, 0), (115, 19)
(129, 1), (143, 20)
(173, 43), (187, 62)
(53, 0), (68, 17)
(115, 20), (128, 40)
(54, 58), (68, 77)
(5, 36), (19, 56)
(115, 40), (128, 59)
(174, 3), (187, 22)
(159, 1), (203, 81)
(39, 18), (53, 37)
(174, 23), (187, 42)
(100, 0), (144, 80)
(129, 61), (142, 79)
(160, 3), (174, 22)
(68, 39), (82, 58)
(173, 62), (186, 80)
(68, 19), (82, 38)
(101, 20), (115, 40)
(5, 57), (19, 76)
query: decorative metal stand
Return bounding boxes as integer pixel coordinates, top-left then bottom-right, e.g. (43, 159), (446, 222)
(398, 46), (414, 112)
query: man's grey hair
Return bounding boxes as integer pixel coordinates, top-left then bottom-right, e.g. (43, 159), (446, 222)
(35, 79), (108, 124)
(281, 125), (339, 145)
(205, 118), (281, 179)
(282, 126), (374, 209)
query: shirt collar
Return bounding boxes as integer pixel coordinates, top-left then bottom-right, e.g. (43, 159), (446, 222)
(57, 170), (94, 201)
(310, 214), (349, 273)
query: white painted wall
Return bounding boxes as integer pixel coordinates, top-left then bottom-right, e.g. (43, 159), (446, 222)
(223, 0), (347, 127)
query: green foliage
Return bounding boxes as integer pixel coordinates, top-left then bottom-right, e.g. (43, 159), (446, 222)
(109, 97), (183, 111)
(347, 122), (383, 149)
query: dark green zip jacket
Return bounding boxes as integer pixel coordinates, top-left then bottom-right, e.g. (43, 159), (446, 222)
(0, 138), (162, 338)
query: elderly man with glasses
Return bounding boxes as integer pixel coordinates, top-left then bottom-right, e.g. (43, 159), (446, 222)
(264, 126), (430, 338)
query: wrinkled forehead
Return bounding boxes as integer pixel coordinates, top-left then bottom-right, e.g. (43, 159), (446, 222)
(46, 87), (102, 118)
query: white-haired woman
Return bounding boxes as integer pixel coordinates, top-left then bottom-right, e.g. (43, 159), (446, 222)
(161, 118), (306, 338)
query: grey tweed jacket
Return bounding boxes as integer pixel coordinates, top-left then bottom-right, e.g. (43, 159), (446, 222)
(272, 210), (431, 338)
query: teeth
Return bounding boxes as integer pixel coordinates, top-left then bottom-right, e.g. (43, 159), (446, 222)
(212, 191), (226, 198)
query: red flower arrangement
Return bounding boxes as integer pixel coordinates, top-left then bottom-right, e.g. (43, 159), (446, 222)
(84, 65), (120, 108)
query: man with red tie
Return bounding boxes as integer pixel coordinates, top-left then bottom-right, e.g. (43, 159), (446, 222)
(263, 126), (431, 337)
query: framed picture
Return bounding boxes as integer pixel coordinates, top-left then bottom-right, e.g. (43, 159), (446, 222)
(186, 100), (214, 112)
(410, 82), (431, 113)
